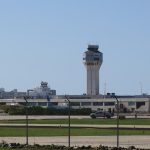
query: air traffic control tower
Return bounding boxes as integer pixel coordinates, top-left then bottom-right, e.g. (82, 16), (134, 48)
(83, 45), (103, 95)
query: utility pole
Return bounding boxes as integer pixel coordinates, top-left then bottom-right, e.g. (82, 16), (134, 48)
(24, 96), (29, 145)
(107, 93), (119, 148)
(65, 95), (71, 148)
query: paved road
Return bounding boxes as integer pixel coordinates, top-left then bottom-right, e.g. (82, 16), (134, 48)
(1, 115), (150, 120)
(0, 115), (90, 120)
(0, 136), (150, 149)
(1, 124), (150, 130)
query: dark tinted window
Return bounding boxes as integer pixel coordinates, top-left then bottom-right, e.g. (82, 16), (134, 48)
(70, 102), (80, 106)
(104, 102), (115, 106)
(81, 102), (91, 106)
(93, 102), (103, 106)
(51, 102), (58, 105)
(94, 58), (99, 60)
(128, 102), (135, 106)
(136, 102), (145, 109)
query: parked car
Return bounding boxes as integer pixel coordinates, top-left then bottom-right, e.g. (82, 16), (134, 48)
(90, 111), (113, 119)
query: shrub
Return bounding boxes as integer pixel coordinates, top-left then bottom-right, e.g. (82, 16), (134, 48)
(0, 142), (146, 150)
(4, 105), (92, 115)
(119, 115), (126, 119)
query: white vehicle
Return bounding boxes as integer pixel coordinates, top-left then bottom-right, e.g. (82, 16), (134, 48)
(90, 111), (113, 119)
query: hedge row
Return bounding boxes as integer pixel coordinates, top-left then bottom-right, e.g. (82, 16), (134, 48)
(1, 105), (92, 115)
(0, 141), (146, 150)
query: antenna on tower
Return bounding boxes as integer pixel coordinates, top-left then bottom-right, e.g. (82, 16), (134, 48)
(139, 82), (143, 95)
(104, 82), (107, 99)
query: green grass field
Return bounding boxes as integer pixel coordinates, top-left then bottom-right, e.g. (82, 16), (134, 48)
(0, 118), (150, 125)
(0, 127), (149, 136)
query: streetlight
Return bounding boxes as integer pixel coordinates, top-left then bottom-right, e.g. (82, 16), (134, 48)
(65, 95), (71, 148)
(24, 96), (29, 145)
(107, 93), (119, 148)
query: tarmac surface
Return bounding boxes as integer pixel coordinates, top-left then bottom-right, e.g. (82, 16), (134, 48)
(1, 124), (150, 130)
(0, 136), (150, 149)
(1, 114), (150, 120)
(0, 115), (90, 120)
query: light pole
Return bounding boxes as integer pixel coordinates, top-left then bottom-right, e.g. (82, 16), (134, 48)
(107, 93), (119, 148)
(65, 95), (71, 148)
(24, 96), (29, 145)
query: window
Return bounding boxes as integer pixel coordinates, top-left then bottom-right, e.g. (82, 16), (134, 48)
(70, 102), (80, 106)
(94, 58), (99, 61)
(38, 102), (47, 106)
(120, 104), (124, 109)
(104, 102), (115, 106)
(93, 102), (103, 106)
(128, 102), (135, 106)
(29, 102), (37, 106)
(81, 102), (91, 106)
(136, 102), (145, 109)
(51, 102), (58, 106)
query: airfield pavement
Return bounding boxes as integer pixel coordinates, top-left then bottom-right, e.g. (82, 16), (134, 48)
(0, 136), (150, 149)
(1, 115), (150, 120)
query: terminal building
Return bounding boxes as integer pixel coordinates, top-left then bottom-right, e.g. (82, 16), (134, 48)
(2, 95), (150, 113)
(0, 45), (150, 113)
(27, 81), (56, 98)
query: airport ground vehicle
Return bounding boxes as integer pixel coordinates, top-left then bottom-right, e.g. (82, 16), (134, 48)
(90, 111), (113, 119)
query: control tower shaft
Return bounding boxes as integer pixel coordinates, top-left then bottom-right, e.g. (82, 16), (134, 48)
(83, 45), (103, 95)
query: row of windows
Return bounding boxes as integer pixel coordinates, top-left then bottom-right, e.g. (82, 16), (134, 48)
(70, 101), (145, 107)
(29, 102), (58, 106)
(128, 101), (145, 108)
(93, 102), (103, 106)
(83, 58), (100, 61)
(70, 102), (115, 107)
(70, 102), (145, 107)
(27, 101), (145, 108)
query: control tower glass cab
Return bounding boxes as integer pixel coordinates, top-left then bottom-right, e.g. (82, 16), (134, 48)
(83, 45), (103, 95)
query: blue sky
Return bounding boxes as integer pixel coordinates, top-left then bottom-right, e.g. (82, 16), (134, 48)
(0, 0), (150, 95)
